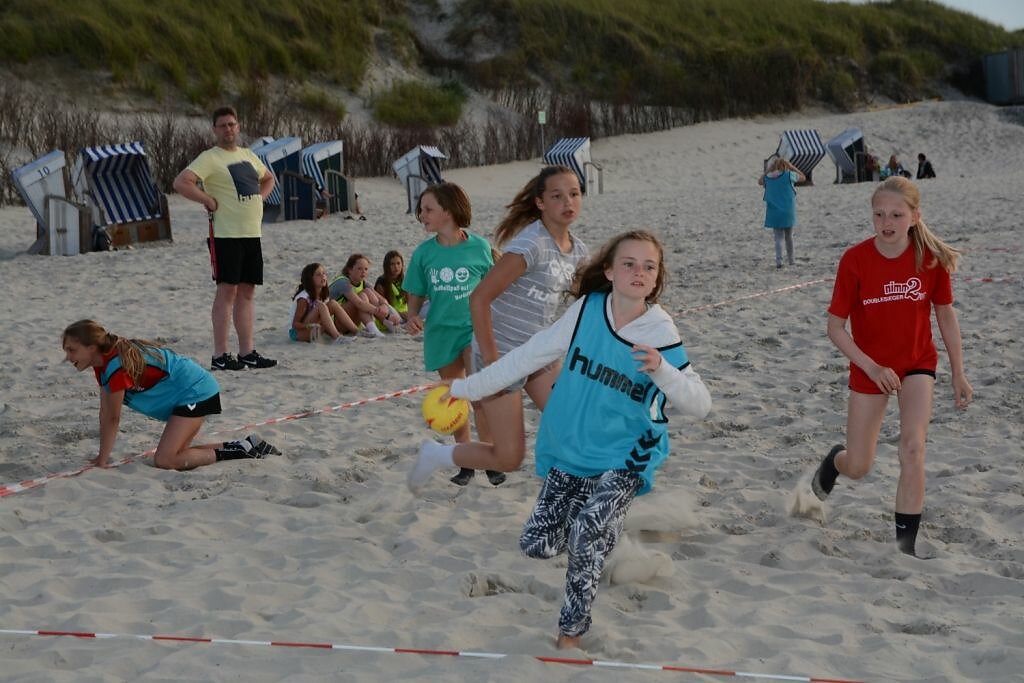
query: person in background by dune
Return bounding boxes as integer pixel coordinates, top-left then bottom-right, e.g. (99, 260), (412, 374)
(880, 154), (911, 179)
(759, 156), (806, 268)
(329, 254), (402, 337)
(414, 231), (711, 648)
(62, 319), (281, 471)
(374, 250), (409, 323)
(409, 166), (590, 489)
(288, 262), (359, 343)
(173, 105), (277, 372)
(795, 177), (972, 557)
(403, 183), (503, 486)
(916, 153), (936, 179)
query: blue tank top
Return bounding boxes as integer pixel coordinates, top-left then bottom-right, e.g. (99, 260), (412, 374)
(763, 171), (797, 229)
(100, 347), (219, 421)
(534, 291), (688, 495)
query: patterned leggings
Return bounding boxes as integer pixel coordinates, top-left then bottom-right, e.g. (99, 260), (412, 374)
(520, 468), (641, 637)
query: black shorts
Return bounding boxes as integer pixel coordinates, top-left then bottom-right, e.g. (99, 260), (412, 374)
(171, 393), (222, 418)
(210, 237), (264, 285)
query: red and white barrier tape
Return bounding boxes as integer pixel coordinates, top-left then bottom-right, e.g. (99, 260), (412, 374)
(956, 275), (1020, 284)
(0, 628), (862, 682)
(0, 383), (436, 498)
(680, 279), (832, 315)
(962, 246), (1020, 254)
(224, 383), (436, 433)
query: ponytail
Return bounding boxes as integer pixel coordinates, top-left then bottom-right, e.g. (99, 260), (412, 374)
(494, 165), (576, 246)
(62, 319), (163, 385)
(910, 219), (960, 274)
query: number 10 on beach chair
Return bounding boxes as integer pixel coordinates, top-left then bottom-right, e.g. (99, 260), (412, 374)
(11, 149), (91, 256)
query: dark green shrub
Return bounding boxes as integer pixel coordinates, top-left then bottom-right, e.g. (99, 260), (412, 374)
(373, 80), (466, 127)
(297, 87), (348, 123)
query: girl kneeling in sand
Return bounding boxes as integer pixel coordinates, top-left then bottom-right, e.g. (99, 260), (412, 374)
(62, 320), (281, 470)
(794, 177), (972, 556)
(410, 231), (712, 648)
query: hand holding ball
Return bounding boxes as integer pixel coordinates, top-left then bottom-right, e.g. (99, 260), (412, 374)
(422, 386), (470, 435)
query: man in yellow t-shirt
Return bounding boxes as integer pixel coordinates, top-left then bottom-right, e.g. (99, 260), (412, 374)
(174, 106), (277, 371)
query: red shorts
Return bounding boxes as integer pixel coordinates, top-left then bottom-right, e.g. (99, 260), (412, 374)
(849, 366), (936, 394)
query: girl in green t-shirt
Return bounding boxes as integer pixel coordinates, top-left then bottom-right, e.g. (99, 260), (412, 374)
(404, 183), (503, 487)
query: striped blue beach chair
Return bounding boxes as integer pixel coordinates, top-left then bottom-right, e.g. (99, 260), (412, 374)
(543, 137), (597, 194)
(776, 130), (826, 184)
(301, 141), (356, 215)
(252, 136), (308, 222)
(11, 150), (91, 255)
(72, 142), (172, 248)
(392, 146), (446, 213)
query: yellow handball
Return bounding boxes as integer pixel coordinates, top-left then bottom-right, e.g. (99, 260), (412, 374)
(421, 385), (470, 435)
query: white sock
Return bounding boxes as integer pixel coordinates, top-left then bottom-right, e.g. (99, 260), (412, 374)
(225, 438), (252, 453)
(407, 440), (455, 493)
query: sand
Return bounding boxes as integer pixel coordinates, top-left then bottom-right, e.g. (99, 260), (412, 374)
(0, 99), (1021, 682)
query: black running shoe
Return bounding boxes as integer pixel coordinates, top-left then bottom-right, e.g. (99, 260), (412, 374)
(244, 434), (282, 458)
(212, 353), (246, 371)
(450, 468), (475, 486)
(239, 350), (277, 369)
(486, 470), (506, 486)
(811, 444), (845, 501)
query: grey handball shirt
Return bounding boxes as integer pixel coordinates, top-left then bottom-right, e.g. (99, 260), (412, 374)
(486, 219), (589, 356)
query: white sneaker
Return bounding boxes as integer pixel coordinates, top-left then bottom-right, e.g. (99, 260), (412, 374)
(334, 334), (356, 344)
(359, 324), (384, 338)
(407, 440), (445, 494)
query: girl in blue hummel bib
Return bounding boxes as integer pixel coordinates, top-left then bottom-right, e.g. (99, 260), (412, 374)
(411, 231), (712, 649)
(62, 320), (280, 471)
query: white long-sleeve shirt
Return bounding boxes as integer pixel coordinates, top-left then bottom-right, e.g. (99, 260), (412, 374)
(451, 294), (711, 419)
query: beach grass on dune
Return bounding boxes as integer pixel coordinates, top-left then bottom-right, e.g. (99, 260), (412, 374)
(1, 0), (1019, 113)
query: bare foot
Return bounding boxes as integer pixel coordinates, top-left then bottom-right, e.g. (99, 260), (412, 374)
(556, 633), (582, 650)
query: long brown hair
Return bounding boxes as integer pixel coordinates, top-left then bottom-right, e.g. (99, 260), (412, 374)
(294, 262), (329, 301)
(379, 250), (405, 305)
(493, 165), (577, 247)
(573, 230), (666, 304)
(62, 320), (163, 384)
(872, 177), (960, 273)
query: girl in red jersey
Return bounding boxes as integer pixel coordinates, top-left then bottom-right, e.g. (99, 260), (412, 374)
(796, 177), (972, 556)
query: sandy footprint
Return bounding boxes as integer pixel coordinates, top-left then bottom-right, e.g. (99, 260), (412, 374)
(786, 470), (826, 523)
(603, 493), (699, 585)
(603, 533), (674, 585)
